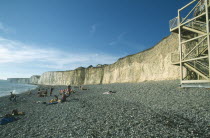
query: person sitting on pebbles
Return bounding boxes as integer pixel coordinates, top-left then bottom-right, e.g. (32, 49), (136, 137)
(9, 92), (17, 102)
(59, 89), (65, 95)
(44, 89), (48, 97)
(66, 88), (75, 96)
(60, 92), (67, 103)
(50, 87), (54, 96)
(67, 85), (71, 93)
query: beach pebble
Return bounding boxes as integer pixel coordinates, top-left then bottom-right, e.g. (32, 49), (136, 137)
(0, 80), (210, 137)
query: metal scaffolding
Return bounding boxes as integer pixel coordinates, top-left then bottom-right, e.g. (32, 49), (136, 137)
(170, 0), (210, 87)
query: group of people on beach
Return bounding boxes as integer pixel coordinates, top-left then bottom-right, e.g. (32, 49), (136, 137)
(37, 87), (54, 97)
(34, 85), (78, 104)
(3, 84), (89, 125)
(59, 85), (75, 96)
(48, 85), (73, 104)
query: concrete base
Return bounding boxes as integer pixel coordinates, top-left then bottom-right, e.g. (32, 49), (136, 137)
(181, 83), (210, 88)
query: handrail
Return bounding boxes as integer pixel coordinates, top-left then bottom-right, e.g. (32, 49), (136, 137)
(181, 12), (206, 27)
(181, 1), (201, 23)
(193, 0), (205, 17)
(179, 0), (198, 11)
(181, 34), (206, 44)
(169, 17), (178, 30)
(181, 55), (208, 63)
(169, 0), (207, 31)
(183, 36), (207, 60)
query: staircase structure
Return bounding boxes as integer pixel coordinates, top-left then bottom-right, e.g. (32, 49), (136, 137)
(170, 0), (210, 87)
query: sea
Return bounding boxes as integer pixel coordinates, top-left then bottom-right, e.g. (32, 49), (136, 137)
(0, 80), (37, 97)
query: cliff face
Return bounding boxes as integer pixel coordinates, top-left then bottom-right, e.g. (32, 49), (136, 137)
(84, 67), (104, 85)
(29, 75), (40, 84)
(102, 33), (179, 83)
(38, 33), (179, 85)
(7, 78), (30, 84)
(7, 75), (40, 84)
(38, 68), (86, 85)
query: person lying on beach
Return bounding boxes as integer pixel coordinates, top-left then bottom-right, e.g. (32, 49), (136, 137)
(11, 109), (25, 115)
(49, 95), (59, 103)
(103, 91), (116, 94)
(48, 94), (67, 104)
(46, 93), (67, 104)
(0, 109), (25, 118)
(0, 110), (23, 125)
(9, 92), (17, 102)
(79, 86), (88, 90)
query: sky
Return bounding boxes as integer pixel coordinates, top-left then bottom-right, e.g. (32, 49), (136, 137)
(0, 0), (192, 79)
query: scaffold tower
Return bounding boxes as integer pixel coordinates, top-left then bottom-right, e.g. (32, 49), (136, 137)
(170, 0), (210, 87)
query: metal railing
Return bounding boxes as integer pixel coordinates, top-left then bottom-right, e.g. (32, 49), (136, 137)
(169, 0), (207, 31)
(186, 20), (206, 32)
(169, 17), (178, 30)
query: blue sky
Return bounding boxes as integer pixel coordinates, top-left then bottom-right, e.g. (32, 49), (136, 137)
(0, 0), (191, 79)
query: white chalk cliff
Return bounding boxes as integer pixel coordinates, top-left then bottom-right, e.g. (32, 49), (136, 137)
(37, 33), (180, 85)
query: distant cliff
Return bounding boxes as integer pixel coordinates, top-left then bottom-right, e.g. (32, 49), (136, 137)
(30, 75), (40, 84)
(7, 78), (30, 84)
(38, 33), (180, 85)
(8, 75), (40, 84)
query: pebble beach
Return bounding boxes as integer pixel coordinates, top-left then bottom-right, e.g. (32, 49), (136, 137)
(0, 80), (210, 137)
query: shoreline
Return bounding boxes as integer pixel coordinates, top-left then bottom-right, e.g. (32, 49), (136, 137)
(0, 80), (210, 137)
(0, 82), (38, 98)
